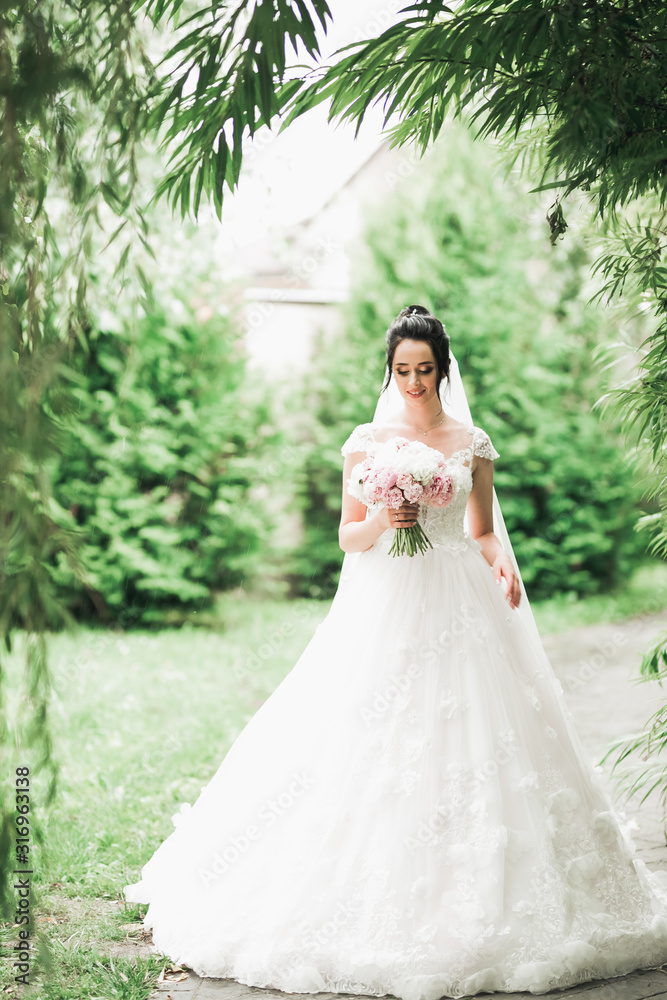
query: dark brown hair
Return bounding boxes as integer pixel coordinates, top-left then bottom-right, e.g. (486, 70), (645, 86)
(383, 305), (450, 394)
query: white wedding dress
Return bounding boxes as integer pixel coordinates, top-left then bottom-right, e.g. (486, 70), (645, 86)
(124, 421), (667, 1000)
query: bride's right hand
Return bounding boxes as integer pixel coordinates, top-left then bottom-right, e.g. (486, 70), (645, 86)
(377, 501), (419, 532)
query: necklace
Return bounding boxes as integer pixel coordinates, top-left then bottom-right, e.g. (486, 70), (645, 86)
(405, 408), (446, 436)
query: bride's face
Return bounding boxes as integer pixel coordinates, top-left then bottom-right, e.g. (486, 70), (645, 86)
(392, 339), (439, 407)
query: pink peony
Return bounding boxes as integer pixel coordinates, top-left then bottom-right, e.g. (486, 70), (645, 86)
(403, 481), (424, 503)
(346, 437), (458, 557)
(426, 473), (455, 507)
(364, 481), (385, 503)
(363, 466), (398, 503)
(385, 486), (404, 509)
(377, 467), (398, 489)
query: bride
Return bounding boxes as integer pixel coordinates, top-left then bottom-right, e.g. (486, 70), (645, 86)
(124, 305), (667, 999)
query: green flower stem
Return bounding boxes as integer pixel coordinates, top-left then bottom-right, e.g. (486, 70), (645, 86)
(388, 520), (433, 558)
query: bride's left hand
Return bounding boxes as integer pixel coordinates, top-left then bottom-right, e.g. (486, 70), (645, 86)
(492, 553), (521, 609)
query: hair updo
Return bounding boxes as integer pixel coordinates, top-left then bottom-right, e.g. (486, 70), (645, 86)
(383, 304), (450, 394)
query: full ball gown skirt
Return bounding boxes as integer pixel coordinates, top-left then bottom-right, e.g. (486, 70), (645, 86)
(124, 423), (667, 999)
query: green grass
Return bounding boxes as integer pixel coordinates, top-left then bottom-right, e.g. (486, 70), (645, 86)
(530, 560), (667, 634)
(34, 947), (162, 1000)
(2, 565), (667, 997)
(1, 596), (328, 998)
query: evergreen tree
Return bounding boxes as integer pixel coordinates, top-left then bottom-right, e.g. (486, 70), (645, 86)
(50, 309), (271, 624)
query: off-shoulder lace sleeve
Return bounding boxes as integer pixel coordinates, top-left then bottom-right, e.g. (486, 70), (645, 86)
(340, 422), (375, 457)
(472, 426), (500, 461)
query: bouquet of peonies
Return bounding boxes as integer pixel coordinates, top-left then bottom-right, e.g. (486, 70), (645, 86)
(348, 437), (455, 557)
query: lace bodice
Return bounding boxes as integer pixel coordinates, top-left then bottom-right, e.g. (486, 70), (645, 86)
(341, 422), (499, 556)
